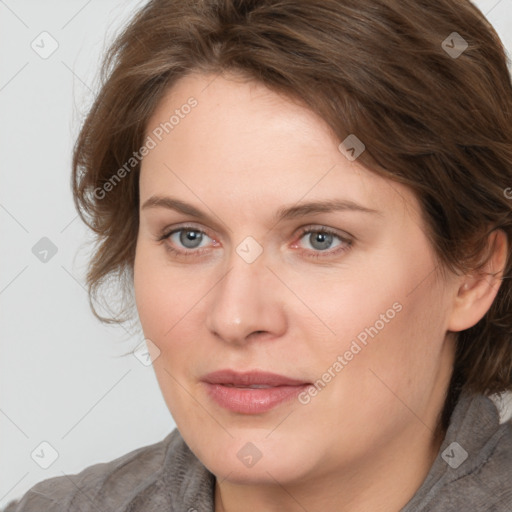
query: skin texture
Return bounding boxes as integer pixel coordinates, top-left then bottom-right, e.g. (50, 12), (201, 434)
(133, 72), (507, 512)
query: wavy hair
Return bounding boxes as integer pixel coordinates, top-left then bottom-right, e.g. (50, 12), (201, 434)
(72, 0), (512, 427)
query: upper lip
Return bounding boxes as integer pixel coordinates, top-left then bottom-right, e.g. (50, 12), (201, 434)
(201, 369), (310, 387)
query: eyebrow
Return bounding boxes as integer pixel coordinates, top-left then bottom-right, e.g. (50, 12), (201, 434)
(141, 195), (382, 224)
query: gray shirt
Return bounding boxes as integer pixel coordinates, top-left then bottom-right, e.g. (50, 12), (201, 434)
(4, 391), (512, 511)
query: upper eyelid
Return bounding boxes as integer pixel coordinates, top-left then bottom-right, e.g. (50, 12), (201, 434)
(163, 224), (215, 240)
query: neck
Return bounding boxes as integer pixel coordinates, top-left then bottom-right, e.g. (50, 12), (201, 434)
(214, 423), (446, 512)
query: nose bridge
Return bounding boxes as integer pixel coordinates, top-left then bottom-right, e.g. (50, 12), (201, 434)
(205, 240), (286, 344)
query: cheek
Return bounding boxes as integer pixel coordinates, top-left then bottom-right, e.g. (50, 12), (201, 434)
(293, 266), (406, 357)
(134, 241), (200, 343)
(297, 262), (450, 440)
(306, 247), (448, 385)
(133, 243), (203, 418)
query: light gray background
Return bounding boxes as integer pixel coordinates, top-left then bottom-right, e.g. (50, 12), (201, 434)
(1, 0), (511, 507)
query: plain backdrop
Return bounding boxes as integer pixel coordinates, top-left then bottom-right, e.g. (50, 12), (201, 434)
(1, 0), (512, 507)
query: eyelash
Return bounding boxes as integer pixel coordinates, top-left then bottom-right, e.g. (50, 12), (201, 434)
(157, 224), (353, 260)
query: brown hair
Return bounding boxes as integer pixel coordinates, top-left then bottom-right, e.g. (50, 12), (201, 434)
(72, 0), (512, 426)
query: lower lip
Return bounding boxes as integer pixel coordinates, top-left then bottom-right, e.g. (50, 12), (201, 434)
(202, 382), (311, 414)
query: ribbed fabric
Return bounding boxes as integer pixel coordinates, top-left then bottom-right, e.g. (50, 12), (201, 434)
(3, 392), (511, 511)
(401, 391), (512, 511)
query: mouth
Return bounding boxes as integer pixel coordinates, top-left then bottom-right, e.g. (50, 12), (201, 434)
(201, 369), (312, 414)
(220, 384), (275, 388)
(201, 369), (310, 387)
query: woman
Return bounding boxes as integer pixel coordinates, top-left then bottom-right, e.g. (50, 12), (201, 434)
(5, 0), (512, 510)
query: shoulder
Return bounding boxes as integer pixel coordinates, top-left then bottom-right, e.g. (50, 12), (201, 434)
(437, 417), (512, 511)
(2, 429), (186, 512)
(400, 393), (512, 512)
(406, 394), (512, 512)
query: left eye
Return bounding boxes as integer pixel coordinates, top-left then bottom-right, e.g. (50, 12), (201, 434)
(297, 229), (344, 252)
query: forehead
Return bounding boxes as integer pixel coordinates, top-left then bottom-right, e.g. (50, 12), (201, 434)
(140, 72), (419, 225)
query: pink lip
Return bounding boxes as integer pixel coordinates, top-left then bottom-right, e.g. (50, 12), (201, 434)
(201, 370), (312, 414)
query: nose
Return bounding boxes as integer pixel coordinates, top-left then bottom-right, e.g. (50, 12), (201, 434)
(204, 247), (288, 346)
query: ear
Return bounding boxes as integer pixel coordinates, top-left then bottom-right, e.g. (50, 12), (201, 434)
(447, 229), (508, 332)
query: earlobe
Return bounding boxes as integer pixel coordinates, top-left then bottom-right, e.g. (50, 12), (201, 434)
(447, 229), (508, 332)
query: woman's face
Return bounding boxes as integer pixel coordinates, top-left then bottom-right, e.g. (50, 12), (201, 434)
(134, 72), (457, 487)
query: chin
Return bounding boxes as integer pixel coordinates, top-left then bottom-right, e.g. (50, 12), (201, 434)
(195, 436), (319, 485)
